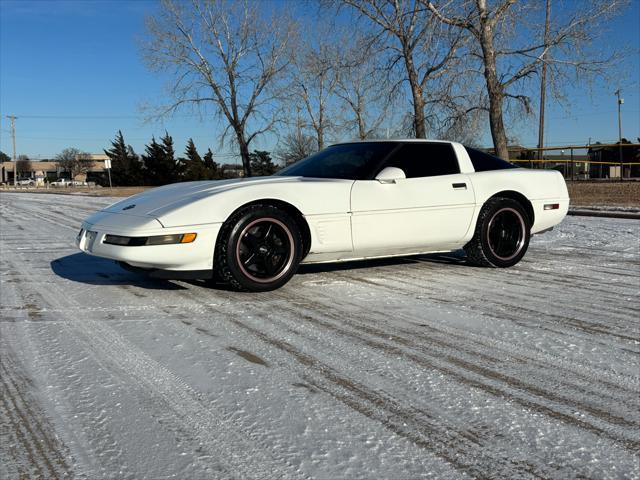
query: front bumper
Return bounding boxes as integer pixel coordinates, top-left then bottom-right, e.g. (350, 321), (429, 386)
(76, 220), (222, 272)
(116, 261), (214, 280)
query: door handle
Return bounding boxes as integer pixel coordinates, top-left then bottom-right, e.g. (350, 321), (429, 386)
(452, 182), (467, 189)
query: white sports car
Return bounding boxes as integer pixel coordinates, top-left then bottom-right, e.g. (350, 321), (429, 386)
(77, 140), (569, 291)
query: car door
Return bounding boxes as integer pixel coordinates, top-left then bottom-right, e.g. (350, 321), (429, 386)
(350, 142), (476, 256)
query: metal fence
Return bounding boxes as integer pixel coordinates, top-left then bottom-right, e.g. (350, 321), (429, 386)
(506, 143), (640, 180)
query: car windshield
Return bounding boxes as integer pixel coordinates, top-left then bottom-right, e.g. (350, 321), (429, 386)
(275, 142), (398, 180)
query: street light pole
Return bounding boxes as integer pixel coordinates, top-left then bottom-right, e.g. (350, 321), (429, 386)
(537, 0), (552, 165)
(7, 115), (17, 186)
(615, 89), (623, 179)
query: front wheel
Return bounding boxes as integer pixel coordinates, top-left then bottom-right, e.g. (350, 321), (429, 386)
(215, 205), (303, 291)
(464, 197), (531, 268)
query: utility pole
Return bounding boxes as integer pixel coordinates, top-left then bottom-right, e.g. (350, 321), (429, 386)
(615, 89), (624, 179)
(536, 0), (552, 166)
(7, 115), (17, 186)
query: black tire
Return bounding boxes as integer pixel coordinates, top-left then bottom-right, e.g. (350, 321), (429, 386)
(464, 197), (531, 268)
(215, 204), (303, 291)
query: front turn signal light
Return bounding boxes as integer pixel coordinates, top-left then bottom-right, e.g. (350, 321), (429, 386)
(145, 233), (197, 245)
(544, 203), (560, 210)
(180, 233), (197, 243)
(104, 233), (198, 246)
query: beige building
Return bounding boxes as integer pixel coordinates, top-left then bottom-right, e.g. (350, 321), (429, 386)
(1, 154), (108, 184)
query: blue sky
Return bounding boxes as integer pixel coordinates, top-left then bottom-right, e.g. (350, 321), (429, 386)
(1, 0), (638, 161)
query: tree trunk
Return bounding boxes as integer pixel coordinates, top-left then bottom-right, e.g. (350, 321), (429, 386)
(236, 132), (252, 177)
(317, 103), (325, 151)
(357, 113), (366, 140)
(403, 48), (426, 138)
(356, 94), (366, 139)
(487, 89), (508, 160)
(479, 25), (509, 160)
(316, 128), (324, 151)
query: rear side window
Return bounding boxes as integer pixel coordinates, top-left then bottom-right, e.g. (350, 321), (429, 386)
(384, 143), (459, 178)
(465, 147), (517, 172)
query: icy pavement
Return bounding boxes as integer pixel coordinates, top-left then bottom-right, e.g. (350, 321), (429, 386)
(1, 192), (638, 479)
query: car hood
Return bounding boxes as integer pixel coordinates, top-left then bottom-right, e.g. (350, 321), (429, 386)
(93, 176), (353, 228)
(102, 177), (295, 218)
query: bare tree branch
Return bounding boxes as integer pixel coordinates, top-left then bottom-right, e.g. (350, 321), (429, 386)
(424, 0), (629, 159)
(341, 0), (469, 138)
(142, 0), (296, 176)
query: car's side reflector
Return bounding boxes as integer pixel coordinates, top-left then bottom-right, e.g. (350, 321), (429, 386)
(544, 203), (560, 210)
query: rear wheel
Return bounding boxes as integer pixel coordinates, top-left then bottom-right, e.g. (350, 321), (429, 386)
(215, 205), (303, 291)
(465, 197), (530, 268)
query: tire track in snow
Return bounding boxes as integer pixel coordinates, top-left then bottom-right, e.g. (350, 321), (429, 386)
(168, 287), (571, 478)
(21, 280), (638, 426)
(1, 247), (307, 480)
(218, 313), (551, 479)
(0, 342), (74, 479)
(1, 196), (309, 479)
(289, 276), (639, 386)
(279, 281), (640, 415)
(333, 269), (639, 345)
(267, 296), (640, 450)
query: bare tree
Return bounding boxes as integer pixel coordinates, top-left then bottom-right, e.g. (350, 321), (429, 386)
(276, 131), (317, 166)
(275, 101), (317, 166)
(340, 0), (467, 139)
(335, 35), (394, 140)
(438, 108), (484, 146)
(16, 155), (32, 178)
(144, 0), (296, 176)
(291, 41), (341, 150)
(56, 148), (94, 180)
(426, 0), (628, 159)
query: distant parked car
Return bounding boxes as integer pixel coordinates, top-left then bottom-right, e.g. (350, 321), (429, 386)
(51, 179), (71, 187)
(16, 178), (35, 186)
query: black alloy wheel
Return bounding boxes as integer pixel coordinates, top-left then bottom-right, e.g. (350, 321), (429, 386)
(236, 218), (294, 283)
(215, 205), (303, 291)
(465, 197), (531, 268)
(486, 207), (527, 262)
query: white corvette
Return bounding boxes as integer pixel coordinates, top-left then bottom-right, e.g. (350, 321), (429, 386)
(77, 140), (569, 291)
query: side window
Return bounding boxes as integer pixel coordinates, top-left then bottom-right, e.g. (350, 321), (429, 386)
(384, 143), (460, 178)
(465, 147), (517, 172)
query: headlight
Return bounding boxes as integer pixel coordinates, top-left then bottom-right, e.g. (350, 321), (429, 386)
(104, 233), (197, 246)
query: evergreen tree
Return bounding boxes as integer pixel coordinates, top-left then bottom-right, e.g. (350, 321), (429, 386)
(203, 148), (219, 179)
(125, 145), (142, 184)
(185, 138), (201, 163)
(179, 138), (208, 181)
(142, 136), (164, 186)
(104, 130), (143, 186)
(248, 150), (277, 176)
(162, 131), (175, 162)
(143, 132), (177, 185)
(161, 131), (178, 183)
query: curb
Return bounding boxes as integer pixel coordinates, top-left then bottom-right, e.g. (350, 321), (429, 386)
(568, 210), (640, 220)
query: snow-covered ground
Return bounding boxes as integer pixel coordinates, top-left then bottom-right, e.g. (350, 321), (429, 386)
(1, 192), (638, 480)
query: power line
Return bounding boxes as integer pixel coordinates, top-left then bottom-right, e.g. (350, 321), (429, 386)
(13, 113), (213, 119)
(11, 106), (638, 121)
(546, 109), (639, 121)
(16, 115), (142, 119)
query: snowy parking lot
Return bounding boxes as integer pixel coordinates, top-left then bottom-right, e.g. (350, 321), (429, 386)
(1, 192), (638, 479)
